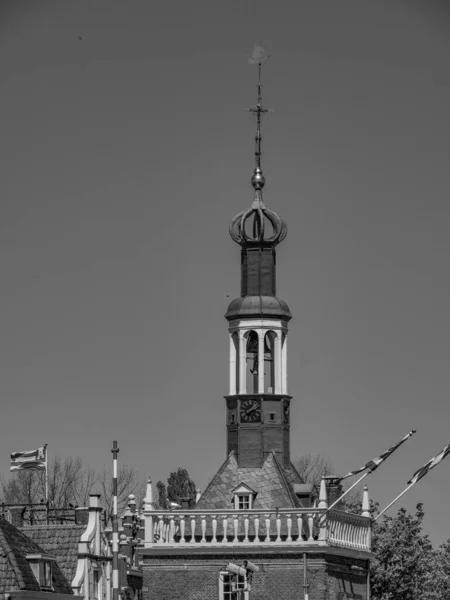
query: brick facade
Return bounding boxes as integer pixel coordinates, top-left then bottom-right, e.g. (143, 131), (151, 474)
(139, 551), (368, 600)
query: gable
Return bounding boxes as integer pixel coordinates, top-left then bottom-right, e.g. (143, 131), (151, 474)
(0, 517), (73, 596)
(21, 525), (85, 584)
(195, 451), (304, 511)
(230, 483), (257, 496)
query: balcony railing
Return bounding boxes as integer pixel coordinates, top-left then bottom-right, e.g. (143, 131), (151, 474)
(142, 507), (371, 552)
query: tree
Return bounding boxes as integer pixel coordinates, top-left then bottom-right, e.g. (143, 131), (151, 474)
(293, 452), (362, 509)
(0, 454), (143, 521)
(370, 503), (450, 600)
(293, 453), (334, 488)
(155, 468), (196, 509)
(97, 462), (144, 522)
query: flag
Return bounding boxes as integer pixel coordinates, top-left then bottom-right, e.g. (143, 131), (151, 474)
(248, 45), (268, 64)
(10, 446), (46, 472)
(338, 429), (416, 481)
(407, 443), (450, 485)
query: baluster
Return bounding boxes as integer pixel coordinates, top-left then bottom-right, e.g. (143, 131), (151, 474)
(328, 514), (335, 543)
(190, 516), (196, 544)
(244, 514), (249, 543)
(212, 515), (217, 544)
(254, 514), (260, 542)
(222, 516), (228, 543)
(168, 515), (175, 543)
(344, 517), (350, 546)
(276, 513), (281, 542)
(201, 515), (207, 543)
(307, 513), (314, 542)
(366, 521), (372, 550)
(157, 515), (164, 544)
(297, 514), (304, 541)
(233, 514), (239, 543)
(265, 514), (271, 543)
(179, 515), (186, 544)
(286, 514), (292, 542)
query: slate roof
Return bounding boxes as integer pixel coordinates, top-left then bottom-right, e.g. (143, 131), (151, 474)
(0, 517), (73, 598)
(195, 451), (304, 511)
(21, 525), (85, 585)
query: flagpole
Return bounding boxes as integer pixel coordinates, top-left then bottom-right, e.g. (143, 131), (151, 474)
(324, 471), (371, 514)
(44, 444), (49, 525)
(44, 444), (48, 503)
(375, 482), (415, 521)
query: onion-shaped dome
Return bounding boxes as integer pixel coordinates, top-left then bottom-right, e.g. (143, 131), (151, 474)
(225, 295), (292, 321)
(230, 188), (287, 247)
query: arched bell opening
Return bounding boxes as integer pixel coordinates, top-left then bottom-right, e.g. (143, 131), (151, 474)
(232, 332), (239, 394)
(281, 331), (287, 394)
(264, 331), (276, 393)
(245, 330), (259, 394)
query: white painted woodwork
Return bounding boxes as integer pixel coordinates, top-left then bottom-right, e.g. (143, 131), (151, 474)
(141, 507), (371, 551)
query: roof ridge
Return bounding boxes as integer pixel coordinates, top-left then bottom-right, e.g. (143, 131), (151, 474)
(195, 451), (237, 509)
(269, 452), (299, 508)
(288, 460), (305, 484)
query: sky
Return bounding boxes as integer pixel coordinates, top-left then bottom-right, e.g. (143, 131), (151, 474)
(1, 0), (450, 545)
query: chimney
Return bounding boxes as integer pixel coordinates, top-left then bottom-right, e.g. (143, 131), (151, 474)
(179, 497), (191, 510)
(75, 507), (89, 526)
(325, 478), (343, 507)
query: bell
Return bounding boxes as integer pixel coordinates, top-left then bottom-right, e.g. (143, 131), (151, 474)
(246, 332), (259, 354)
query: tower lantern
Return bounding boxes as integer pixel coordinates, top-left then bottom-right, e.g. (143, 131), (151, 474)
(225, 46), (292, 469)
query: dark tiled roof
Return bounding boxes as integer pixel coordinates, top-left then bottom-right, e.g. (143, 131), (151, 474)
(21, 525), (85, 585)
(0, 517), (73, 597)
(195, 451), (304, 511)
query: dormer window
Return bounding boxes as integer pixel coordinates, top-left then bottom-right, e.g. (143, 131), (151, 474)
(231, 483), (256, 510)
(293, 483), (316, 508)
(238, 495), (250, 510)
(27, 554), (55, 590)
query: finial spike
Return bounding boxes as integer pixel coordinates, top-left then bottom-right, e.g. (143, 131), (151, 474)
(362, 485), (370, 517)
(318, 477), (328, 509)
(248, 45), (271, 192)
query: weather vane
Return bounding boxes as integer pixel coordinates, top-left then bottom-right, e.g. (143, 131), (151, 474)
(247, 45), (271, 196)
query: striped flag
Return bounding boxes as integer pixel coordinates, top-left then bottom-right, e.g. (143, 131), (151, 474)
(10, 446), (46, 472)
(407, 443), (450, 485)
(338, 429), (416, 482)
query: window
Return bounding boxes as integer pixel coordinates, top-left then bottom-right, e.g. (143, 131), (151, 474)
(231, 484), (256, 510)
(28, 559), (53, 590)
(93, 569), (101, 600)
(269, 412), (275, 422)
(219, 572), (248, 600)
(238, 495), (250, 510)
(230, 412), (236, 424)
(246, 331), (259, 394)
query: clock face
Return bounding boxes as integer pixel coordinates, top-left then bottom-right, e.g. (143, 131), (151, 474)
(240, 399), (261, 422)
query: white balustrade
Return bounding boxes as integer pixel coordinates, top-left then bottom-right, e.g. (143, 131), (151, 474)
(211, 515), (217, 543)
(142, 507), (371, 552)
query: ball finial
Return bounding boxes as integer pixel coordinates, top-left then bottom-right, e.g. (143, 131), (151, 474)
(251, 167), (265, 190)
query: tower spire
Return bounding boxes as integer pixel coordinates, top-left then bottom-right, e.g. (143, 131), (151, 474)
(248, 45), (271, 195)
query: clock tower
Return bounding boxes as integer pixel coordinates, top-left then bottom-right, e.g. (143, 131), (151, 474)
(225, 54), (292, 469)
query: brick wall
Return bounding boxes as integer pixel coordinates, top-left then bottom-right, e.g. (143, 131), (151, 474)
(140, 552), (368, 600)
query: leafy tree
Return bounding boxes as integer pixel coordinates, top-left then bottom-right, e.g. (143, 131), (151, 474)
(155, 468), (196, 509)
(370, 503), (450, 600)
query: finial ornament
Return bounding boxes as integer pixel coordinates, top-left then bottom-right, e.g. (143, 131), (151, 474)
(229, 46), (287, 247)
(248, 45), (271, 192)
